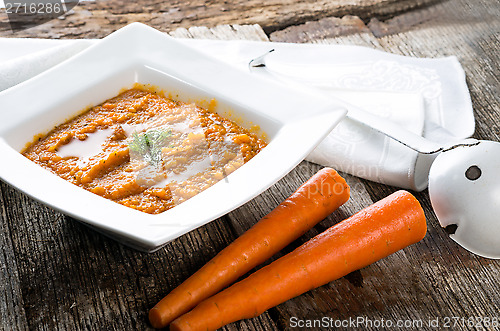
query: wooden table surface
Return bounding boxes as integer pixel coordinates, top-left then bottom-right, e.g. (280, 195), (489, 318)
(0, 0), (499, 330)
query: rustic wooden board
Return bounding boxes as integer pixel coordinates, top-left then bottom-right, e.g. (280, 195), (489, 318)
(0, 187), (28, 330)
(0, 0), (443, 39)
(0, 0), (499, 330)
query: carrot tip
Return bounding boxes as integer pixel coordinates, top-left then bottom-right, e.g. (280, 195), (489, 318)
(149, 307), (164, 329)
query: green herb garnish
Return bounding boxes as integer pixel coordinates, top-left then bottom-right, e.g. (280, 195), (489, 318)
(128, 128), (171, 167)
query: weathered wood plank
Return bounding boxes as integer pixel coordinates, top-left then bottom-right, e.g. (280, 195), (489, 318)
(169, 24), (268, 41)
(0, 0), (444, 39)
(0, 183), (28, 331)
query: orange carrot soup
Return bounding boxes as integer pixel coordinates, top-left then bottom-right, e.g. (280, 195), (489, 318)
(22, 88), (267, 214)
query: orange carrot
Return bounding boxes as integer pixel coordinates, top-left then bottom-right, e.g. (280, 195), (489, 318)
(149, 168), (350, 328)
(170, 190), (427, 331)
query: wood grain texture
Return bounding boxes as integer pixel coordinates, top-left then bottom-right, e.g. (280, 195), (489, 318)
(0, 0), (443, 39)
(0, 185), (28, 330)
(169, 23), (268, 41)
(0, 0), (499, 330)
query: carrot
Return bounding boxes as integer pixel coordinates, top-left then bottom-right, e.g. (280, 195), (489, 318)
(149, 168), (350, 328)
(170, 190), (427, 331)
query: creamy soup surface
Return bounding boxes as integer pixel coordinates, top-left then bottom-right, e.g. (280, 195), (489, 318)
(22, 88), (267, 214)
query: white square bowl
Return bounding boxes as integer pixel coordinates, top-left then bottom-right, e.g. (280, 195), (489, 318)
(0, 23), (346, 252)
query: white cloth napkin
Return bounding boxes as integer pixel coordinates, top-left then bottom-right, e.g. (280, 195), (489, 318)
(0, 37), (474, 191)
